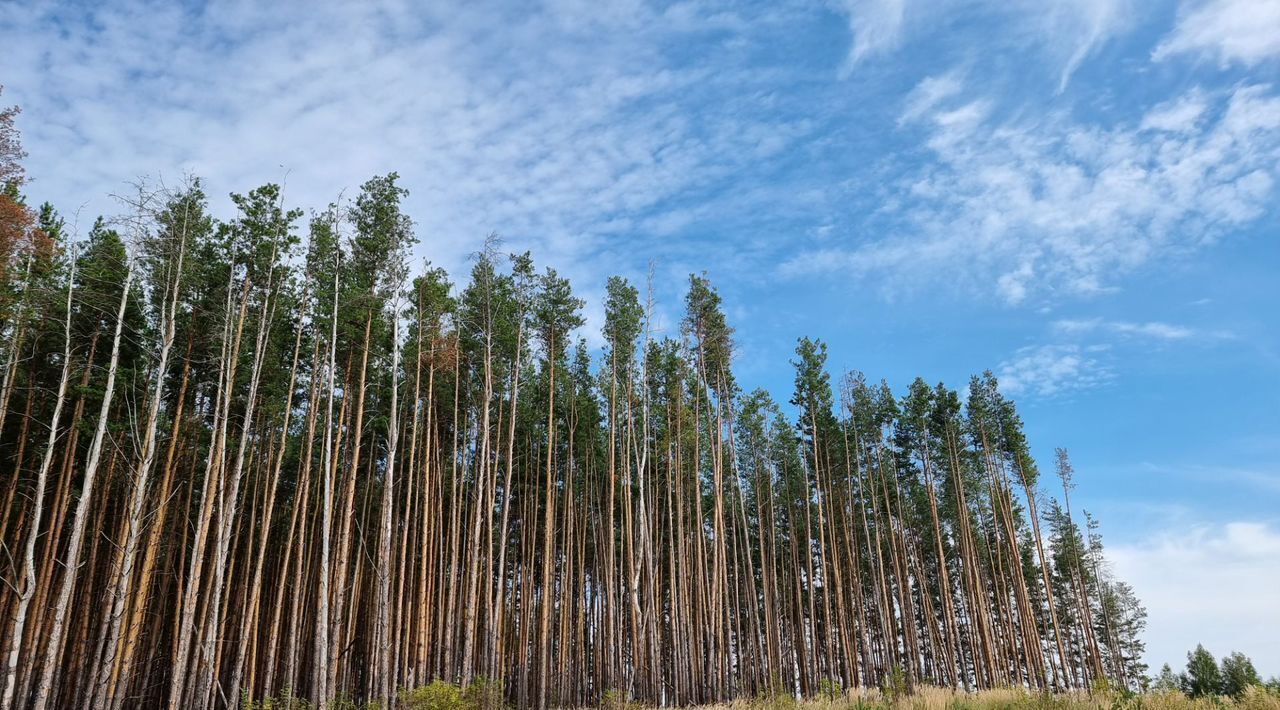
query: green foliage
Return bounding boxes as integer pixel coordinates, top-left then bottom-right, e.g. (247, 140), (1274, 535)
(395, 679), (507, 710)
(791, 336), (838, 446)
(1153, 665), (1186, 693)
(533, 266), (583, 363)
(241, 686), (313, 709)
(226, 182), (302, 289)
(819, 676), (842, 701)
(1221, 653), (1263, 699)
(241, 688), (384, 710)
(601, 688), (642, 710)
(400, 680), (466, 710)
(1183, 645), (1223, 698)
(347, 172), (414, 300)
(463, 677), (506, 710)
(881, 665), (910, 705)
(603, 274), (643, 373)
(683, 272), (734, 396)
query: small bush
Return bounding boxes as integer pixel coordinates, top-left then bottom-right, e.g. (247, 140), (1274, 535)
(241, 687), (314, 710)
(819, 677), (842, 701)
(602, 687), (641, 710)
(401, 680), (467, 710)
(882, 666), (910, 706)
(464, 677), (506, 710)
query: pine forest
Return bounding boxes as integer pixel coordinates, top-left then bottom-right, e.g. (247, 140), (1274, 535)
(0, 92), (1150, 709)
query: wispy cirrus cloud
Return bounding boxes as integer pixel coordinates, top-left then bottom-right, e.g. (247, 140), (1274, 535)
(834, 0), (1134, 89)
(1043, 0), (1135, 93)
(835, 0), (908, 76)
(1153, 0), (1280, 67)
(898, 71), (966, 125)
(781, 80), (1280, 305)
(996, 316), (1228, 399)
(1051, 318), (1199, 340)
(0, 0), (810, 340)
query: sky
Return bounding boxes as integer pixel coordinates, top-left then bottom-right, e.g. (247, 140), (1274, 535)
(2, 0), (1279, 680)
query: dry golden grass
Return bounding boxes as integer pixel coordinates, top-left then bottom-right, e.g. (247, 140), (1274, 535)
(245, 682), (1280, 710)
(667, 685), (1280, 710)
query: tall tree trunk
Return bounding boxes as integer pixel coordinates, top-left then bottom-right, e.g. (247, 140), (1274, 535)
(33, 262), (134, 710)
(1, 250), (75, 709)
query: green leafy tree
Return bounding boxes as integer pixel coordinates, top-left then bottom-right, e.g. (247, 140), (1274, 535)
(1151, 664), (1183, 693)
(1182, 644), (1222, 697)
(1220, 651), (1261, 698)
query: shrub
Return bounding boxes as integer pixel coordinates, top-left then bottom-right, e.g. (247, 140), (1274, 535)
(464, 677), (506, 710)
(882, 666), (910, 705)
(241, 687), (313, 710)
(400, 680), (467, 710)
(818, 677), (842, 701)
(601, 688), (641, 710)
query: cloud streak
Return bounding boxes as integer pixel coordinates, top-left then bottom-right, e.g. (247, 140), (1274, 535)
(834, 0), (1133, 89)
(781, 81), (1280, 305)
(1052, 319), (1199, 340)
(836, 0), (908, 75)
(0, 0), (810, 339)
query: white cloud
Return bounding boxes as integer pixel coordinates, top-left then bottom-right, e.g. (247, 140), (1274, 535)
(1141, 90), (1209, 134)
(835, 0), (1132, 89)
(1109, 520), (1280, 677)
(996, 343), (1112, 396)
(899, 70), (965, 125)
(1154, 0), (1280, 67)
(836, 0), (908, 76)
(0, 0), (811, 344)
(1052, 318), (1198, 340)
(1042, 0), (1134, 92)
(782, 81), (1280, 304)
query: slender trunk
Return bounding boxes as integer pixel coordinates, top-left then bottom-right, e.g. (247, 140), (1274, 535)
(313, 247), (341, 709)
(33, 263), (134, 710)
(374, 290), (402, 705)
(1, 251), (75, 708)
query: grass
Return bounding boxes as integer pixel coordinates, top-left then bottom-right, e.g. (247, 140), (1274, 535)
(244, 683), (1280, 710)
(714, 685), (1280, 710)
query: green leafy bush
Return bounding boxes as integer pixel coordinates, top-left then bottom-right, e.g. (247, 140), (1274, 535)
(400, 680), (467, 710)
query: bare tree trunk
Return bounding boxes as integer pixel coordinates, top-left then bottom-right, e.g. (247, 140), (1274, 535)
(169, 271), (248, 709)
(313, 245), (341, 709)
(1, 249), (75, 709)
(374, 288), (403, 706)
(230, 297), (305, 704)
(33, 261), (133, 710)
(93, 192), (190, 710)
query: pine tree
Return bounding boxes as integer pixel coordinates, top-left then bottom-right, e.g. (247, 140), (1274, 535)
(0, 160), (1158, 706)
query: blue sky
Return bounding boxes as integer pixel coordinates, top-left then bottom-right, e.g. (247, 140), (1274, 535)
(3, 0), (1278, 678)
